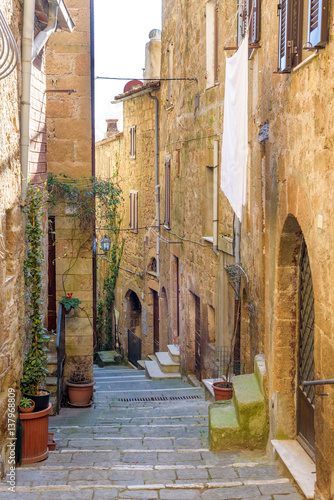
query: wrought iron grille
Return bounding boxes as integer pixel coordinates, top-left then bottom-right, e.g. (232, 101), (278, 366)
(127, 329), (142, 367)
(0, 8), (18, 80)
(298, 236), (315, 405)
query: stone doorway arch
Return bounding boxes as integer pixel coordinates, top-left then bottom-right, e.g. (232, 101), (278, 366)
(273, 214), (315, 457)
(124, 290), (142, 337)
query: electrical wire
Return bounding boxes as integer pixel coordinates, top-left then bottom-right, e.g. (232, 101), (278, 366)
(95, 77), (198, 82)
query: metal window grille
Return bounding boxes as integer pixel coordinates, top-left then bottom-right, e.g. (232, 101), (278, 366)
(0, 8), (18, 80)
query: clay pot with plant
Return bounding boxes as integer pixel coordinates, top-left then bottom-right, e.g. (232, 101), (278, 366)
(19, 183), (52, 464)
(65, 355), (95, 407)
(212, 301), (241, 401)
(59, 292), (81, 315)
(19, 397), (35, 414)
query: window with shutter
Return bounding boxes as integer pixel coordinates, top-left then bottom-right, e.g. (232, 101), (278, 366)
(130, 126), (136, 159)
(277, 0), (293, 72)
(249, 0), (261, 44)
(129, 190), (138, 232)
(164, 158), (171, 229)
(308, 0), (328, 47)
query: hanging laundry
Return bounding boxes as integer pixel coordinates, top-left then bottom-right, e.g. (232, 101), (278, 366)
(221, 33), (248, 222)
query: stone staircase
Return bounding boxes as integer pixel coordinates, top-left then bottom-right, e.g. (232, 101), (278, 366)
(139, 344), (182, 380)
(209, 354), (269, 451)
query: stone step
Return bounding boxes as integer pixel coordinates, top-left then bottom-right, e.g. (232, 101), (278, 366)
(209, 400), (240, 452)
(137, 360), (146, 370)
(148, 354), (157, 361)
(156, 351), (180, 373)
(145, 360), (182, 380)
(167, 344), (180, 363)
(271, 439), (316, 499)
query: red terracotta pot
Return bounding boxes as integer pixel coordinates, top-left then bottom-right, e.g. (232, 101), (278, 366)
(19, 400), (35, 413)
(212, 382), (233, 401)
(19, 403), (52, 464)
(65, 380), (95, 406)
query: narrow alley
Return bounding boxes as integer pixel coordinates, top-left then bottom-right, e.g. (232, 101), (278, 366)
(1, 365), (303, 499)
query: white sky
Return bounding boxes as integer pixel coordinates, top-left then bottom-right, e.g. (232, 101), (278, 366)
(94, 0), (162, 141)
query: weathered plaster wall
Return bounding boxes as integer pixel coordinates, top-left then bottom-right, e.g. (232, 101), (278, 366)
(160, 0), (236, 379)
(46, 0), (93, 376)
(0, 0), (24, 477)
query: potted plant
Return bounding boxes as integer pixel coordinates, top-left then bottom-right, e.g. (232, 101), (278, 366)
(65, 355), (95, 407)
(59, 292), (81, 315)
(19, 397), (35, 414)
(19, 183), (52, 464)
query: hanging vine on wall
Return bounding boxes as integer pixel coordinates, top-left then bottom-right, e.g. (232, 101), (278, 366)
(21, 183), (49, 395)
(47, 171), (124, 350)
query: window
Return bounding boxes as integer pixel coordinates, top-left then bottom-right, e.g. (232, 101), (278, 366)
(277, 0), (328, 72)
(206, 0), (219, 87)
(238, 0), (261, 47)
(204, 166), (214, 237)
(164, 157), (171, 229)
(130, 126), (136, 158)
(129, 190), (138, 232)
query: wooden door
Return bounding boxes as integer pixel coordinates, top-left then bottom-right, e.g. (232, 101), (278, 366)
(153, 290), (159, 352)
(297, 235), (315, 459)
(194, 295), (201, 381)
(48, 217), (57, 333)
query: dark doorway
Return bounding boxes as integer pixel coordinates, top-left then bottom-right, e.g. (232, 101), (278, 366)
(48, 217), (56, 333)
(152, 290), (159, 352)
(297, 235), (315, 459)
(194, 294), (201, 380)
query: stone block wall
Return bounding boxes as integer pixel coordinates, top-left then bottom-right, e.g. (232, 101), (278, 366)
(46, 0), (93, 377)
(0, 0), (24, 477)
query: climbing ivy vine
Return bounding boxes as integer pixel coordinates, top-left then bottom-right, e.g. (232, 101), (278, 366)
(21, 183), (49, 395)
(47, 171), (124, 351)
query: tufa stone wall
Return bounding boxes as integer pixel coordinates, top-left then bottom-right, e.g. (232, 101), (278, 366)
(46, 0), (93, 377)
(0, 0), (24, 477)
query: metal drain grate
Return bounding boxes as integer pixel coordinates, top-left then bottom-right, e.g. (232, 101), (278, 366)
(118, 395), (203, 402)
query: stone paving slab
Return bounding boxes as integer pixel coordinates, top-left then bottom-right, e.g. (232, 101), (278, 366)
(0, 365), (304, 500)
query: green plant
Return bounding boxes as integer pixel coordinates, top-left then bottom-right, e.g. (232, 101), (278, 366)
(59, 292), (81, 311)
(19, 397), (33, 409)
(21, 183), (49, 395)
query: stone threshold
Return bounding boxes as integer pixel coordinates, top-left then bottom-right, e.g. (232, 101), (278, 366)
(0, 478), (290, 493)
(271, 439), (316, 499)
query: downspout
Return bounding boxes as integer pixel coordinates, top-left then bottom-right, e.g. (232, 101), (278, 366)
(90, 0), (97, 349)
(21, 0), (59, 201)
(213, 140), (219, 255)
(21, 0), (35, 201)
(149, 92), (160, 280)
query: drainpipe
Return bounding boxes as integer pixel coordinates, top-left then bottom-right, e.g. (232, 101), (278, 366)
(213, 140), (219, 255)
(21, 0), (35, 201)
(235, 217), (241, 265)
(32, 0), (59, 61)
(149, 92), (160, 280)
(21, 0), (59, 201)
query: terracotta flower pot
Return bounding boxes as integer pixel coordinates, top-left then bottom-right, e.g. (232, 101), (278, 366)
(212, 381), (233, 401)
(19, 403), (52, 464)
(65, 380), (95, 406)
(48, 432), (57, 451)
(19, 400), (35, 413)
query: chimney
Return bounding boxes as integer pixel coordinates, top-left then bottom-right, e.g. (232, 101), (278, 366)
(105, 119), (119, 139)
(143, 29), (161, 82)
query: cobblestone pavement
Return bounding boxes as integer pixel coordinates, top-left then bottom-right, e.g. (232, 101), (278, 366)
(0, 365), (304, 499)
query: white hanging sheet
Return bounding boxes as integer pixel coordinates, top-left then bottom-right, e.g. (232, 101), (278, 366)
(221, 33), (248, 222)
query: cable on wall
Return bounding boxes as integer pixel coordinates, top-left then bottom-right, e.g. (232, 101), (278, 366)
(0, 8), (18, 80)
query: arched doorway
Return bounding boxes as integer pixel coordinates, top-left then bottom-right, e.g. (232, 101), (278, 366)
(274, 215), (315, 458)
(124, 290), (142, 334)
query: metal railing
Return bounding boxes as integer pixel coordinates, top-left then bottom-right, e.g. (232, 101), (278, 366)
(213, 346), (246, 380)
(56, 304), (66, 414)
